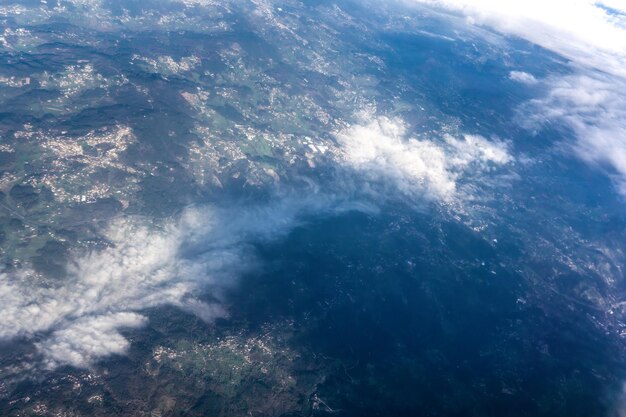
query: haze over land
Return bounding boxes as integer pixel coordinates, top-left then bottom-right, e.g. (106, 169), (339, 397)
(0, 0), (625, 415)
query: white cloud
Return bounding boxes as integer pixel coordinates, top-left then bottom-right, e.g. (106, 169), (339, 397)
(334, 115), (511, 202)
(0, 214), (219, 368)
(407, 0), (626, 78)
(38, 313), (148, 369)
(403, 0), (626, 196)
(0, 198), (360, 369)
(509, 71), (538, 85)
(521, 73), (626, 194)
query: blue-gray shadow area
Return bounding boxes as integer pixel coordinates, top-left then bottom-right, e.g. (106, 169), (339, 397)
(226, 205), (626, 417)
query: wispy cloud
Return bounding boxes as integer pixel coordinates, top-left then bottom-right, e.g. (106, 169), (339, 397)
(0, 212), (224, 369)
(406, 0), (626, 77)
(0, 197), (364, 370)
(521, 73), (626, 194)
(403, 0), (626, 197)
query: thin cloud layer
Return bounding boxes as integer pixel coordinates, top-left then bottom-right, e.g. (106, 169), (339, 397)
(334, 115), (511, 202)
(522, 73), (626, 194)
(0, 212), (226, 369)
(405, 0), (626, 197)
(408, 0), (626, 77)
(0, 198), (356, 369)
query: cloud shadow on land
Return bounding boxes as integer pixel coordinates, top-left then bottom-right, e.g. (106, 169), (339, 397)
(224, 205), (626, 417)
